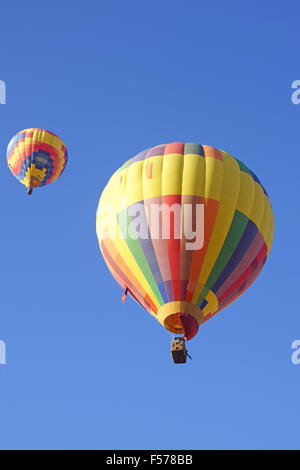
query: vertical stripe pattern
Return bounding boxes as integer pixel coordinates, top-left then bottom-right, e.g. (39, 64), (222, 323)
(97, 142), (274, 338)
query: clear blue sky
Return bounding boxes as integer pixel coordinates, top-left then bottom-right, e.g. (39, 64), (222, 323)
(0, 0), (299, 450)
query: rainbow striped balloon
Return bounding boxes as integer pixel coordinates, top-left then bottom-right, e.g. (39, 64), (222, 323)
(97, 142), (274, 340)
(7, 128), (68, 193)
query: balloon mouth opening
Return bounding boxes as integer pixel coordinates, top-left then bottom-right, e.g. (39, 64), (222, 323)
(164, 313), (199, 341)
(28, 177), (42, 188)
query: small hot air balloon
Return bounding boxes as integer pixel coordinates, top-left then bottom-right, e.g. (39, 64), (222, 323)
(7, 128), (68, 195)
(96, 142), (274, 363)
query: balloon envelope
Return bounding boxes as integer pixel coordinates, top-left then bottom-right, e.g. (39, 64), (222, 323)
(97, 142), (274, 340)
(7, 128), (68, 191)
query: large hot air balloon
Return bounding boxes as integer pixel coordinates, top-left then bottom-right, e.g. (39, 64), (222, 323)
(96, 142), (274, 363)
(7, 128), (68, 195)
